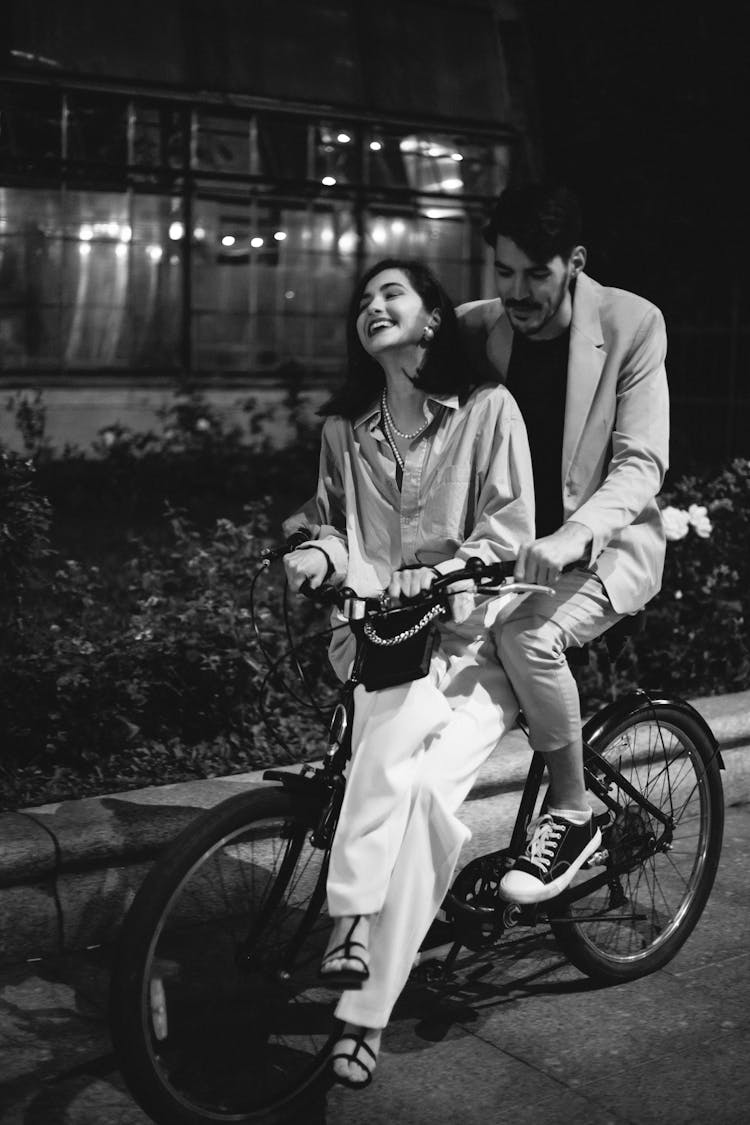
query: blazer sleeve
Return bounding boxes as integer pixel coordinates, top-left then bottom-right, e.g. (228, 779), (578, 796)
(569, 304), (670, 561)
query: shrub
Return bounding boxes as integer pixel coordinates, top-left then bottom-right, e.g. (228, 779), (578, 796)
(577, 458), (750, 709)
(2, 387), (748, 811)
(0, 505), (340, 782)
(0, 449), (53, 606)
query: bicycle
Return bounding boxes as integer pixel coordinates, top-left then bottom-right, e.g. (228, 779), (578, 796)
(109, 548), (725, 1125)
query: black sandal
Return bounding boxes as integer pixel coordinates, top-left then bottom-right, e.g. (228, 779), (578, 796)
(318, 916), (370, 988)
(330, 1029), (378, 1089)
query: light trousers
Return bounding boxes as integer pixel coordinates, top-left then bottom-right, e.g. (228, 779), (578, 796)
(496, 568), (624, 753)
(329, 609), (519, 1029)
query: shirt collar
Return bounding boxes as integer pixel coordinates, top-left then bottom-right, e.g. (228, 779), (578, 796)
(354, 391), (460, 432)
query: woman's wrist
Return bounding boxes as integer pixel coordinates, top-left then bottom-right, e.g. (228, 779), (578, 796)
(296, 544), (334, 582)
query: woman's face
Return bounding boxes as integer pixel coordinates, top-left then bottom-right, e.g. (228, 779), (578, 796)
(355, 268), (431, 358)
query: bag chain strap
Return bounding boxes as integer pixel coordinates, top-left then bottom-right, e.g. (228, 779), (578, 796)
(363, 603), (444, 647)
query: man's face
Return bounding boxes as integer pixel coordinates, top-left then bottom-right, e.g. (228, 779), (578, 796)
(493, 235), (582, 340)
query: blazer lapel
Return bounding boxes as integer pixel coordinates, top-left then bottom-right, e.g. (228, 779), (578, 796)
(562, 273), (606, 484)
(486, 312), (514, 381)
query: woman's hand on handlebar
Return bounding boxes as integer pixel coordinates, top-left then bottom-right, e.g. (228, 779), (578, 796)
(387, 566), (437, 602)
(388, 566), (476, 625)
(284, 548), (329, 592)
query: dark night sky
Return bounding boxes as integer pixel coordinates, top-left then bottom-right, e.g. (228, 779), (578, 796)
(522, 0), (748, 313)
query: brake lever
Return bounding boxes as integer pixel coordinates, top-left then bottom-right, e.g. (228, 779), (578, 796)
(497, 580), (556, 597)
(471, 579), (556, 597)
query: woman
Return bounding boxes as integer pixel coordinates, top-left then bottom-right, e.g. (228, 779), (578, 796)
(283, 258), (534, 1089)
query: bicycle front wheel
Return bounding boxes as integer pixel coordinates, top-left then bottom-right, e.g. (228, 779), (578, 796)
(110, 785), (340, 1125)
(551, 701), (724, 983)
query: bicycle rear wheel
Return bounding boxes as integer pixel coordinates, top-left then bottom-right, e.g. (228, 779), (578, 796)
(110, 785), (340, 1125)
(550, 702), (724, 983)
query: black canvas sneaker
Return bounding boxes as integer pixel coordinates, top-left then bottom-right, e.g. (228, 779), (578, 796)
(499, 811), (602, 904)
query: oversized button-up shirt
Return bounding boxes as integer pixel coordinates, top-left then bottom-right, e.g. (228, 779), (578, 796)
(288, 381), (534, 595)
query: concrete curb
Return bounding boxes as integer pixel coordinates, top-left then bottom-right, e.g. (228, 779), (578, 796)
(1, 689), (748, 966)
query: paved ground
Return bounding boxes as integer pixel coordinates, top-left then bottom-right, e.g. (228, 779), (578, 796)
(1, 801), (748, 1125)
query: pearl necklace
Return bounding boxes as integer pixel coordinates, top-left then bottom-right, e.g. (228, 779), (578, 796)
(380, 389), (430, 440)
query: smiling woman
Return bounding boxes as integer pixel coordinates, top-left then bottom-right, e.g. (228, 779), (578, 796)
(280, 254), (535, 1088)
(321, 258), (475, 422)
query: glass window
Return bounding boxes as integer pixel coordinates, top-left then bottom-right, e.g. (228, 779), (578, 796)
(313, 124), (360, 187)
(65, 92), (128, 170)
(0, 86), (61, 172)
(0, 83), (513, 377)
(365, 130), (508, 199)
(195, 113), (258, 177)
(256, 114), (309, 182)
(131, 104), (190, 174)
(61, 191), (182, 370)
(191, 192), (356, 374)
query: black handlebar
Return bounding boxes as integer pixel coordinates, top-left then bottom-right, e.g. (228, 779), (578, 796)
(260, 529), (309, 562)
(297, 556), (517, 618)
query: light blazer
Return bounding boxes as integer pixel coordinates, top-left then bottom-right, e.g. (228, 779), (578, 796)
(456, 272), (669, 615)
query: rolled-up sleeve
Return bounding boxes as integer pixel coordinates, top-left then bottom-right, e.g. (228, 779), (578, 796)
(282, 420), (350, 582)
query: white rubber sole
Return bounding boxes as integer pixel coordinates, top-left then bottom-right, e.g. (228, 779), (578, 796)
(499, 826), (603, 905)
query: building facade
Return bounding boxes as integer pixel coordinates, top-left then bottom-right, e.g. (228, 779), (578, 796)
(0, 0), (538, 449)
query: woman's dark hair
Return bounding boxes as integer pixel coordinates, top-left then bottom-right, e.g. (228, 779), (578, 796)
(483, 183), (583, 263)
(320, 258), (479, 420)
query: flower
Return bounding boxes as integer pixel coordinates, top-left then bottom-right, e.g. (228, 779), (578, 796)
(687, 504), (713, 538)
(661, 506), (690, 541)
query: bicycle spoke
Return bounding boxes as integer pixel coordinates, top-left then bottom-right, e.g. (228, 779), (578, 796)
(552, 706), (723, 981)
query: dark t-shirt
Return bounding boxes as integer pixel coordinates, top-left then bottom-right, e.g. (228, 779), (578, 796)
(505, 328), (569, 538)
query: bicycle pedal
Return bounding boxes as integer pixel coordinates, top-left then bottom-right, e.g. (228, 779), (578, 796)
(584, 849), (609, 868)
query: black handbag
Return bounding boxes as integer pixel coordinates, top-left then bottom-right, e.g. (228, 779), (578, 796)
(359, 602), (444, 692)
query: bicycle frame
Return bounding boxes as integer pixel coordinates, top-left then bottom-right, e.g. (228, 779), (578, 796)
(262, 558), (724, 964)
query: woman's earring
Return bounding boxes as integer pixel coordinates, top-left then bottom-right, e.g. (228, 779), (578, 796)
(419, 324), (436, 348)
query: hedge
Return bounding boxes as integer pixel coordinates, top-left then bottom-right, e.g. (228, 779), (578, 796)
(1, 393), (748, 810)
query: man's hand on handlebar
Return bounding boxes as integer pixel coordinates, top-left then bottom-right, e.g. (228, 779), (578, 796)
(514, 521), (592, 585)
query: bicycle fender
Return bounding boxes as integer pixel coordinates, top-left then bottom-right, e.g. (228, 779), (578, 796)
(263, 768), (332, 796)
(583, 689), (724, 768)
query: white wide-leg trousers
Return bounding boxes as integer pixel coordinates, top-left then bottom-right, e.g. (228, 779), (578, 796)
(328, 617), (518, 1029)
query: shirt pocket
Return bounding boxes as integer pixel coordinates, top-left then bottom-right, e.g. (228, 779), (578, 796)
(422, 467), (474, 540)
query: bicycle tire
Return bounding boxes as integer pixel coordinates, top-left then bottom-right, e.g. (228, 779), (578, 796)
(109, 785), (340, 1125)
(550, 701), (724, 983)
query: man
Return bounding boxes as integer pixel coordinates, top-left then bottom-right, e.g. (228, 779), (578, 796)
(456, 183), (669, 904)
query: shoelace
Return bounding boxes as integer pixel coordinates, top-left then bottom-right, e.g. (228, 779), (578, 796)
(523, 814), (565, 873)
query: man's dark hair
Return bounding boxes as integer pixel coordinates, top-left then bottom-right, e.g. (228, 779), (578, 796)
(483, 183), (583, 263)
(320, 258), (479, 420)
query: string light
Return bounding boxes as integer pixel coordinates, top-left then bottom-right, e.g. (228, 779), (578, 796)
(337, 132), (351, 143)
(274, 231), (287, 241)
(250, 236), (264, 248)
(221, 235), (236, 247)
(369, 140), (382, 151)
(169, 221), (184, 240)
(322, 176), (337, 187)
